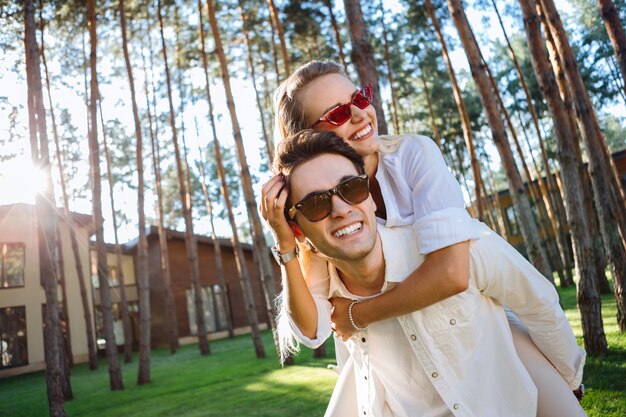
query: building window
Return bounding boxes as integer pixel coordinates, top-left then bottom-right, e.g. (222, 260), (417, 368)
(0, 306), (28, 369)
(187, 286), (228, 334)
(0, 243), (25, 289)
(94, 302), (137, 350)
(505, 205), (520, 237)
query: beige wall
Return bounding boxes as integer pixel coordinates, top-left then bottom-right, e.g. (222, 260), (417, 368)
(0, 206), (93, 378)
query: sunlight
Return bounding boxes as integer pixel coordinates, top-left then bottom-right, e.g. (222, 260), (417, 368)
(0, 158), (49, 205)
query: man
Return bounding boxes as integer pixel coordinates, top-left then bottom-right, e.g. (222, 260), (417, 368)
(267, 130), (585, 417)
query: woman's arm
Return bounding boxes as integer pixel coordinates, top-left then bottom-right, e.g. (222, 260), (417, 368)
(261, 174), (327, 340)
(331, 240), (470, 339)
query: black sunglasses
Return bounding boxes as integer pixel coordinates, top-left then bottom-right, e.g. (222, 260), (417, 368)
(287, 174), (369, 222)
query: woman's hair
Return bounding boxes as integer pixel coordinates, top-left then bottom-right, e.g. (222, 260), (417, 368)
(273, 61), (347, 143)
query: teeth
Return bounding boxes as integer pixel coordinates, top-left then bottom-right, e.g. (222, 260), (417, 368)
(333, 222), (362, 238)
(351, 124), (372, 140)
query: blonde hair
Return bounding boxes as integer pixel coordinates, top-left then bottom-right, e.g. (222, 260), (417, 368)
(273, 61), (347, 145)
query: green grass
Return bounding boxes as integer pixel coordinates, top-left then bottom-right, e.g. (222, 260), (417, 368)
(0, 285), (624, 417)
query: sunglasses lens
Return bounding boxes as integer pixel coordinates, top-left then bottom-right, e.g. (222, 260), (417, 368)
(299, 193), (332, 222)
(338, 176), (369, 204)
(325, 104), (352, 125)
(352, 85), (372, 109)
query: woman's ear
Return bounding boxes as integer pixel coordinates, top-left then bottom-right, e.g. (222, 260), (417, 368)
(289, 221), (306, 243)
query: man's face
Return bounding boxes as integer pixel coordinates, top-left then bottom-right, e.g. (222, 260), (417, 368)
(288, 153), (378, 263)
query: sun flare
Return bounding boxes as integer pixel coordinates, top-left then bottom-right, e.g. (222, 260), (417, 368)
(0, 159), (50, 205)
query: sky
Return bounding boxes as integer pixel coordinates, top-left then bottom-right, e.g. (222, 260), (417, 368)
(0, 0), (624, 244)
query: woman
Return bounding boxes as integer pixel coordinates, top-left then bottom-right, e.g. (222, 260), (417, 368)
(260, 61), (585, 416)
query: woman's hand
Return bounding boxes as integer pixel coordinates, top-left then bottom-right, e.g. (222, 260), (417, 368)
(260, 173), (296, 251)
(330, 297), (359, 341)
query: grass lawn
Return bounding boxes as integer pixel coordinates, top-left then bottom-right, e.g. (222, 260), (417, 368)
(0, 285), (624, 417)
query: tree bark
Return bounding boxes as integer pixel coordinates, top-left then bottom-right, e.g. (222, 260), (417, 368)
(99, 101), (133, 364)
(157, 0), (210, 355)
(379, 0), (400, 134)
(446, 0), (552, 279)
(519, 0), (608, 353)
(424, 0), (485, 220)
(324, 0), (349, 73)
(540, 0), (626, 332)
(343, 0), (388, 134)
(195, 0), (234, 339)
(202, 0), (266, 357)
(119, 0), (151, 383)
(87, 0), (124, 389)
(237, 0), (274, 163)
(597, 0), (626, 100)
(141, 20), (179, 354)
(266, 0), (290, 76)
(24, 3), (69, 412)
(491, 0), (572, 285)
(207, 0), (281, 359)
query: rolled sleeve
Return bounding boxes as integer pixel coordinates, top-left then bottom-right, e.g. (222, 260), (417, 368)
(287, 297), (333, 349)
(413, 207), (481, 254)
(470, 223), (586, 388)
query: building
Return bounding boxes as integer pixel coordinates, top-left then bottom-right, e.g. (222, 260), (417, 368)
(0, 203), (93, 378)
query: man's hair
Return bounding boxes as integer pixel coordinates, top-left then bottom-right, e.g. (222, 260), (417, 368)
(274, 129), (366, 222)
(274, 129), (365, 177)
(273, 60), (347, 142)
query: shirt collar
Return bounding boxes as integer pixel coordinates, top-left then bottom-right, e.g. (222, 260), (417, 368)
(327, 225), (424, 299)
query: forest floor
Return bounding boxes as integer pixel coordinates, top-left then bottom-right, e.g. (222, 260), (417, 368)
(0, 283), (624, 417)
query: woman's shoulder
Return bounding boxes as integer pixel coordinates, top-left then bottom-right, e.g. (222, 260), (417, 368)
(379, 133), (439, 156)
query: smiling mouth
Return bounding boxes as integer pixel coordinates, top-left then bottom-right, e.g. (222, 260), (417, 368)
(349, 124), (372, 141)
(332, 222), (362, 238)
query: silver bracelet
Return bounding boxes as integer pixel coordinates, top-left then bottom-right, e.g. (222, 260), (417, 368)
(348, 300), (368, 332)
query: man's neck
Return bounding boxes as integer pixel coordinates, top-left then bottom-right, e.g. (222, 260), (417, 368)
(333, 234), (386, 297)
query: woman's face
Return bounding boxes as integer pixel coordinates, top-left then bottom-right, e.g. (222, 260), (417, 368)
(299, 73), (379, 158)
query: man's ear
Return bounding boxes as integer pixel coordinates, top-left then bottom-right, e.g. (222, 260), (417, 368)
(289, 221), (306, 243)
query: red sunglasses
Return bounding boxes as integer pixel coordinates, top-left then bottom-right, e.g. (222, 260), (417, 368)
(310, 83), (373, 128)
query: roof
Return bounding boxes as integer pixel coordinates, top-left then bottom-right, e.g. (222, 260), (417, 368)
(0, 203), (92, 229)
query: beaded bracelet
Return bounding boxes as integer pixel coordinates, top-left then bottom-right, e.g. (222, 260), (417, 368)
(348, 300), (368, 332)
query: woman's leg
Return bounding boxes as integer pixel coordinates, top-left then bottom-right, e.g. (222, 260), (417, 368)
(508, 313), (587, 417)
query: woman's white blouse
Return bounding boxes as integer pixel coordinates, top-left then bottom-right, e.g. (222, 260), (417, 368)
(375, 134), (481, 253)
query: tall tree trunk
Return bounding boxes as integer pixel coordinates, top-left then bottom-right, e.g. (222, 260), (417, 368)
(24, 4), (68, 412)
(541, 10), (608, 292)
(491, 0), (572, 285)
(446, 0), (552, 279)
(597, 0), (626, 99)
(424, 0), (485, 220)
(540, 0), (626, 332)
(38, 5), (75, 371)
(119, 0), (151, 383)
(142, 21), (179, 354)
(266, 0), (290, 76)
(484, 63), (560, 285)
(343, 0), (388, 134)
(324, 0), (349, 73)
(99, 101), (133, 364)
(87, 0), (124, 389)
(519, 0), (608, 354)
(237, 0), (274, 163)
(157, 0), (209, 355)
(206, 0), (280, 358)
(379, 0), (400, 134)
(198, 0), (260, 345)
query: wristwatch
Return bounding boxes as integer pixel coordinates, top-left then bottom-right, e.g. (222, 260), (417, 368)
(271, 245), (298, 266)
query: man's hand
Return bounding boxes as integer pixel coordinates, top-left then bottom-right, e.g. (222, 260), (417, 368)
(330, 297), (359, 341)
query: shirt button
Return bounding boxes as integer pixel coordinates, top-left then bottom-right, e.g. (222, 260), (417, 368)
(453, 403), (459, 410)
(410, 334), (417, 341)
(431, 371), (439, 378)
(361, 337), (366, 343)
(450, 319), (456, 325)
